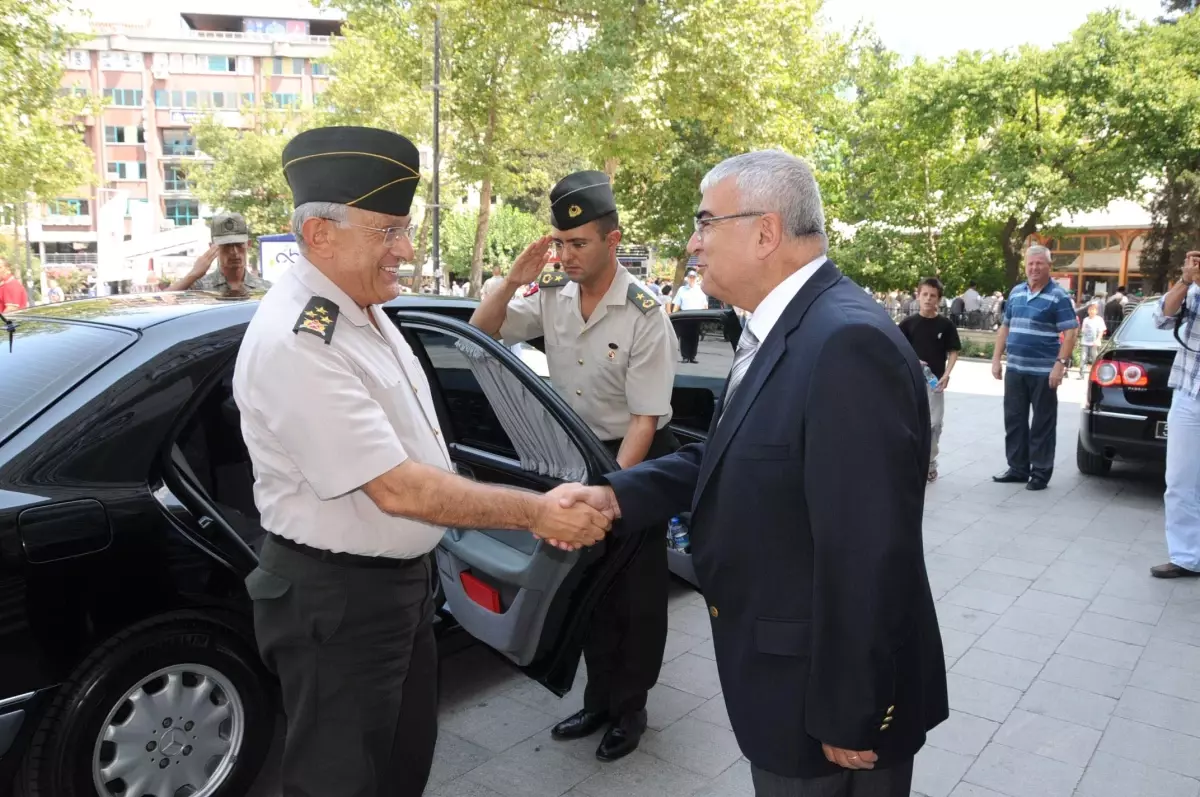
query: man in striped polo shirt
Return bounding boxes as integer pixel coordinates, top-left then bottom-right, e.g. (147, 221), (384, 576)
(990, 245), (1079, 491)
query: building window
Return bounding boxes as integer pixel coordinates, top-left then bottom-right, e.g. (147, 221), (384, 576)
(241, 92), (255, 107)
(206, 55), (237, 73)
(138, 161), (147, 180)
(185, 91), (198, 108)
(105, 125), (126, 143)
(102, 88), (143, 107)
(269, 92), (300, 109)
(154, 89), (167, 106)
(162, 130), (196, 157)
(47, 198), (89, 216)
(165, 199), (200, 226)
(312, 61), (330, 76)
(265, 56), (303, 76)
(164, 164), (190, 192)
(107, 162), (126, 179)
(58, 85), (88, 98)
(293, 58), (305, 75)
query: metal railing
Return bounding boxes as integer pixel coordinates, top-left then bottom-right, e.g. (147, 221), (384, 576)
(184, 30), (336, 45)
(43, 253), (98, 265)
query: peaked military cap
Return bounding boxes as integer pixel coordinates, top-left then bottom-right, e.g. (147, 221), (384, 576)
(550, 170), (616, 231)
(282, 126), (421, 217)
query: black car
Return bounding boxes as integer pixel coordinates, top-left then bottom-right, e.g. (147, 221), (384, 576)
(1077, 298), (1178, 476)
(0, 293), (734, 797)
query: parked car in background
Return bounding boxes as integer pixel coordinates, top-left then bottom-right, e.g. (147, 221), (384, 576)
(1077, 298), (1177, 476)
(0, 292), (732, 797)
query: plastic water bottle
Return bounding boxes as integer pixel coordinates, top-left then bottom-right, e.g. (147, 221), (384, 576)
(668, 516), (691, 554)
(922, 364), (939, 391)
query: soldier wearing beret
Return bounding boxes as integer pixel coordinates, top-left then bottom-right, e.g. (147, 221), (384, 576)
(167, 211), (270, 295)
(471, 170), (679, 762)
(234, 127), (611, 797)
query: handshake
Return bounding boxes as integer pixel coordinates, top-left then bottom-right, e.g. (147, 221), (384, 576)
(529, 484), (623, 551)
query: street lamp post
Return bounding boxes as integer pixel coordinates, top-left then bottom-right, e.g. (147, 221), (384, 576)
(431, 8), (442, 295)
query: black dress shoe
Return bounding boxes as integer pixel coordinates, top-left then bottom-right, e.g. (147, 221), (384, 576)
(552, 709), (610, 740)
(596, 710), (648, 762)
(992, 470), (1029, 484)
(1026, 479), (1048, 491)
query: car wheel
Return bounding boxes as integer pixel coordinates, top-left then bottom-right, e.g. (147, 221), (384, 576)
(1077, 436), (1113, 476)
(18, 611), (273, 797)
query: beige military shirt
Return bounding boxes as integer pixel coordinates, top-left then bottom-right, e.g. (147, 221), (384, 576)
(233, 256), (452, 559)
(499, 266), (678, 441)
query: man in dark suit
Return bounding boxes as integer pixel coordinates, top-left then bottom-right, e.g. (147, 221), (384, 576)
(557, 150), (948, 796)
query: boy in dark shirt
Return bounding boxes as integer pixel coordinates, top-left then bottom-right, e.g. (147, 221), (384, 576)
(899, 277), (962, 483)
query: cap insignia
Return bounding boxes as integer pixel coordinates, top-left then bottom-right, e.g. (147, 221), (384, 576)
(568, 204), (582, 218)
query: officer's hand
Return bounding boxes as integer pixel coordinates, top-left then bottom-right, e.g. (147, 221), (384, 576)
(555, 483), (622, 521)
(191, 244), (219, 277)
(822, 744), (876, 770)
(506, 236), (554, 288)
(530, 488), (610, 550)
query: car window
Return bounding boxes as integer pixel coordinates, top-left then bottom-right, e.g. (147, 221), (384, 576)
(1115, 302), (1175, 345)
(0, 319), (136, 444)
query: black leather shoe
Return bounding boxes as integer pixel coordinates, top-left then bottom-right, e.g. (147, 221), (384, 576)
(992, 470), (1029, 484)
(552, 709), (610, 740)
(1026, 479), (1048, 491)
(596, 710), (648, 762)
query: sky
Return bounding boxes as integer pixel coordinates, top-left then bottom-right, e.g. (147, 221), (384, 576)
(821, 0), (1166, 59)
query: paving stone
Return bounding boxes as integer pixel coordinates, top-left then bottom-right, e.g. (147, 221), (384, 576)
(1039, 654), (1132, 698)
(1089, 594), (1165, 625)
(1150, 616), (1200, 647)
(640, 717), (743, 778)
(997, 542), (1061, 567)
(1128, 659), (1200, 703)
(974, 625), (1060, 664)
(943, 585), (1018, 615)
(503, 678), (585, 720)
(1032, 571), (1104, 601)
(951, 648), (1041, 690)
(1115, 687), (1200, 739)
(963, 742), (1083, 797)
(645, 684), (706, 731)
(936, 603), (1001, 635)
(570, 750), (709, 797)
(1043, 559), (1117, 585)
(1073, 611), (1155, 646)
(926, 553), (984, 579)
(1098, 717), (1200, 778)
(945, 672), (1022, 723)
(991, 709), (1102, 766)
(1056, 631), (1145, 670)
(1012, 589), (1090, 619)
(1141, 637), (1200, 673)
(657, 653), (723, 699)
(926, 710), (999, 757)
(433, 779), (509, 797)
(662, 628), (705, 663)
(427, 733), (495, 792)
(947, 785), (1009, 797)
(938, 540), (1001, 563)
(1101, 569), (1177, 605)
(978, 556), (1047, 580)
(666, 604), (714, 639)
(960, 570), (1032, 597)
(441, 696), (560, 754)
(462, 736), (601, 797)
(688, 637), (716, 661)
(993, 606), (1075, 639)
(938, 627), (979, 659)
(912, 745), (975, 797)
(691, 758), (753, 797)
(1075, 752), (1200, 797)
(1017, 679), (1117, 731)
(689, 694), (733, 731)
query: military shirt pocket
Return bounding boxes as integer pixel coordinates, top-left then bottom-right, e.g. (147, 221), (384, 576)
(244, 567), (292, 601)
(755, 617), (811, 657)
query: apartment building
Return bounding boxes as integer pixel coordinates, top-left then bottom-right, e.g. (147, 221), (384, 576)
(30, 0), (341, 286)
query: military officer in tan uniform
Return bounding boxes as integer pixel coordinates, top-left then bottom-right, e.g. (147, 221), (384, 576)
(235, 127), (611, 797)
(471, 171), (678, 762)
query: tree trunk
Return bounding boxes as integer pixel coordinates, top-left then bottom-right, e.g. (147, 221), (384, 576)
(671, 253), (690, 294)
(1151, 177), (1181, 294)
(999, 210), (1041, 289)
(468, 178), (493, 298)
(604, 157), (619, 180)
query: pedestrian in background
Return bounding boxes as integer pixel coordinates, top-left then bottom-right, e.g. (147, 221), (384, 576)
(1151, 250), (1200, 579)
(991, 245), (1079, 491)
(672, 269), (708, 363)
(1079, 302), (1107, 378)
(899, 277), (961, 483)
(0, 258), (29, 312)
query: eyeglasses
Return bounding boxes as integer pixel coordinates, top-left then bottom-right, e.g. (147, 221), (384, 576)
(693, 212), (766, 239)
(324, 219), (418, 246)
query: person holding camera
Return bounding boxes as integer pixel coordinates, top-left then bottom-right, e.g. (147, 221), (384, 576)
(1151, 251), (1200, 579)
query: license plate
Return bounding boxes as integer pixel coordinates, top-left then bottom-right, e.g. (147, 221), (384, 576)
(1156, 421), (1168, 440)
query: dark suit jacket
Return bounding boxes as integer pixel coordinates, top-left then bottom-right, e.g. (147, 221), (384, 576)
(606, 260), (948, 779)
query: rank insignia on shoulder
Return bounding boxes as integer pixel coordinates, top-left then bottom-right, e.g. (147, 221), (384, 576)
(522, 283), (540, 298)
(293, 296), (340, 344)
(627, 283), (659, 314)
(539, 271), (568, 288)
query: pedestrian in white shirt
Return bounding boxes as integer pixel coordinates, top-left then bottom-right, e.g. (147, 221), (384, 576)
(1079, 303), (1107, 378)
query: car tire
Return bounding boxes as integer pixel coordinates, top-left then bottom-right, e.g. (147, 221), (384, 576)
(1077, 436), (1113, 476)
(18, 610), (274, 797)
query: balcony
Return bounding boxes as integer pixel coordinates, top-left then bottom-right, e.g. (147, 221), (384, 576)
(42, 214), (92, 227)
(44, 253), (99, 265)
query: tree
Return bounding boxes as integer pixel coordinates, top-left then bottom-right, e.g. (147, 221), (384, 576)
(439, 203), (545, 280)
(0, 0), (95, 207)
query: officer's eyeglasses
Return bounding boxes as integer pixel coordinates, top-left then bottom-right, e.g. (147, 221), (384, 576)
(326, 220), (418, 246)
(693, 212), (766, 239)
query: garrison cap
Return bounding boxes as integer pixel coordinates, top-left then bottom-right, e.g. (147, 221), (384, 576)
(210, 211), (249, 245)
(550, 170), (616, 231)
(282, 126), (421, 217)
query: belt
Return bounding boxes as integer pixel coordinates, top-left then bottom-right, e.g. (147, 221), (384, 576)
(268, 533), (425, 570)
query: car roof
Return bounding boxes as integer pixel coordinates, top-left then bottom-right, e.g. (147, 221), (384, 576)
(9, 290), (480, 332)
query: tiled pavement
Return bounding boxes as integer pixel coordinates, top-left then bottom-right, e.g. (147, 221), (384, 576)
(255, 362), (1200, 796)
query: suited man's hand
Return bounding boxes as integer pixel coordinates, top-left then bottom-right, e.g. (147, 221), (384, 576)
(556, 483), (622, 521)
(530, 488), (610, 551)
(822, 744), (877, 770)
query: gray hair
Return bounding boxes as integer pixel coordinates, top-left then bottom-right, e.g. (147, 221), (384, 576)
(700, 150), (827, 248)
(291, 202), (350, 253)
(1026, 244), (1052, 262)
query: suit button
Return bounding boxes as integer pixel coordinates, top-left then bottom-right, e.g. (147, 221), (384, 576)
(880, 723), (890, 731)
(576, 389), (583, 396)
(709, 605), (718, 618)
(578, 359), (584, 365)
(887, 705), (895, 716)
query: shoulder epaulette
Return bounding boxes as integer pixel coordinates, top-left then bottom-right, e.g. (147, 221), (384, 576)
(627, 282), (659, 314)
(293, 296), (340, 345)
(537, 271), (569, 288)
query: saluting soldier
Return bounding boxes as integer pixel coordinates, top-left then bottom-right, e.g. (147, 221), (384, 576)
(235, 127), (610, 797)
(471, 170), (679, 762)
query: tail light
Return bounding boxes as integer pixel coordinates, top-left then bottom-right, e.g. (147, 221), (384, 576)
(1092, 359), (1150, 388)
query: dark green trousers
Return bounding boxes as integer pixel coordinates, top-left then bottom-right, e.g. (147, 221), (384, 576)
(246, 536), (438, 797)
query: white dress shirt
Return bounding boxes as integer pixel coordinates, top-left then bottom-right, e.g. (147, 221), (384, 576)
(747, 255), (828, 345)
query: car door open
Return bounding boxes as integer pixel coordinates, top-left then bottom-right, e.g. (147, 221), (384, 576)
(387, 310), (647, 695)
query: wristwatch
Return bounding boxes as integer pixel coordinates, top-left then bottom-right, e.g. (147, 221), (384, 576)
(1056, 358), (1070, 367)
